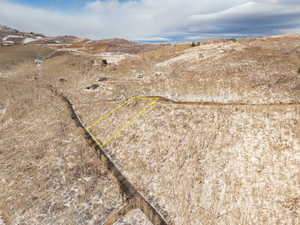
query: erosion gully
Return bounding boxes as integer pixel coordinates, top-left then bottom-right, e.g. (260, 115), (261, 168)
(48, 85), (170, 225)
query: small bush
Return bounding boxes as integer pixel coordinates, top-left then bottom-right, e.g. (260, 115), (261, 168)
(191, 42), (201, 47)
(298, 67), (300, 74)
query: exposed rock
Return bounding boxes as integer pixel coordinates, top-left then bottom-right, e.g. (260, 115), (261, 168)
(102, 59), (108, 66)
(86, 84), (100, 90)
(137, 72), (144, 79)
(34, 59), (43, 65)
(155, 72), (162, 76)
(59, 78), (67, 83)
(98, 77), (108, 82)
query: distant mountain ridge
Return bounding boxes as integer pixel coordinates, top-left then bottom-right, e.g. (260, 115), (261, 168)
(0, 24), (87, 46)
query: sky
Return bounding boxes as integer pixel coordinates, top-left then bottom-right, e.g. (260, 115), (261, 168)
(0, 0), (300, 42)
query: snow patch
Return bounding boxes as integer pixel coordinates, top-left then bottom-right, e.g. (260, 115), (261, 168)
(23, 37), (37, 44)
(98, 52), (131, 64)
(2, 35), (23, 41)
(0, 216), (6, 225)
(156, 41), (246, 67)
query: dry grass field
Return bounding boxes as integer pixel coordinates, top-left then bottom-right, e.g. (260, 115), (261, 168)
(0, 34), (300, 225)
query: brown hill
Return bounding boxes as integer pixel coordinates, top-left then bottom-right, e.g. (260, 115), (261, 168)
(0, 34), (299, 225)
(0, 25), (87, 46)
(67, 38), (164, 54)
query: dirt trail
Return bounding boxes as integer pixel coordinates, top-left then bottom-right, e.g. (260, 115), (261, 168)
(98, 95), (300, 107)
(150, 96), (300, 106)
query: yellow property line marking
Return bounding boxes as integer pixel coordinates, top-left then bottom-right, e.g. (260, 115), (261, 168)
(102, 100), (158, 146)
(128, 96), (161, 100)
(87, 99), (131, 130)
(87, 97), (160, 147)
(86, 128), (103, 147)
(87, 97), (159, 130)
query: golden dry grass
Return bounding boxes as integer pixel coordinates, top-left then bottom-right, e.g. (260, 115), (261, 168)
(1, 35), (300, 225)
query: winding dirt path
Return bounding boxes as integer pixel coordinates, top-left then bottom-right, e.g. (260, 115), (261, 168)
(148, 96), (300, 106)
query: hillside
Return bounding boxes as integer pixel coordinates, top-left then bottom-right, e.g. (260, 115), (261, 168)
(0, 26), (299, 225)
(0, 25), (86, 46)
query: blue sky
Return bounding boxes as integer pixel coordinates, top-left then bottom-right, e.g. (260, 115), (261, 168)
(11, 0), (88, 10)
(10, 0), (130, 11)
(1, 0), (300, 42)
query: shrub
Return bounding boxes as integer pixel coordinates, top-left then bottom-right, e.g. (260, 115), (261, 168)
(191, 42), (201, 47)
(298, 67), (300, 74)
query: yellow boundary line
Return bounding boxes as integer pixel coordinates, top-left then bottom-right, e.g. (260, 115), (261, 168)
(103, 100), (158, 146)
(87, 99), (131, 130)
(87, 97), (159, 130)
(86, 128), (103, 147)
(87, 97), (160, 147)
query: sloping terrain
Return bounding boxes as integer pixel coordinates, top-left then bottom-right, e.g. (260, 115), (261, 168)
(0, 71), (124, 225)
(0, 25), (86, 46)
(68, 38), (163, 54)
(0, 33), (300, 225)
(0, 25), (45, 46)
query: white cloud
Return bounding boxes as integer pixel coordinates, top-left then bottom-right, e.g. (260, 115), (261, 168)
(0, 0), (300, 41)
(185, 33), (247, 40)
(132, 37), (171, 42)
